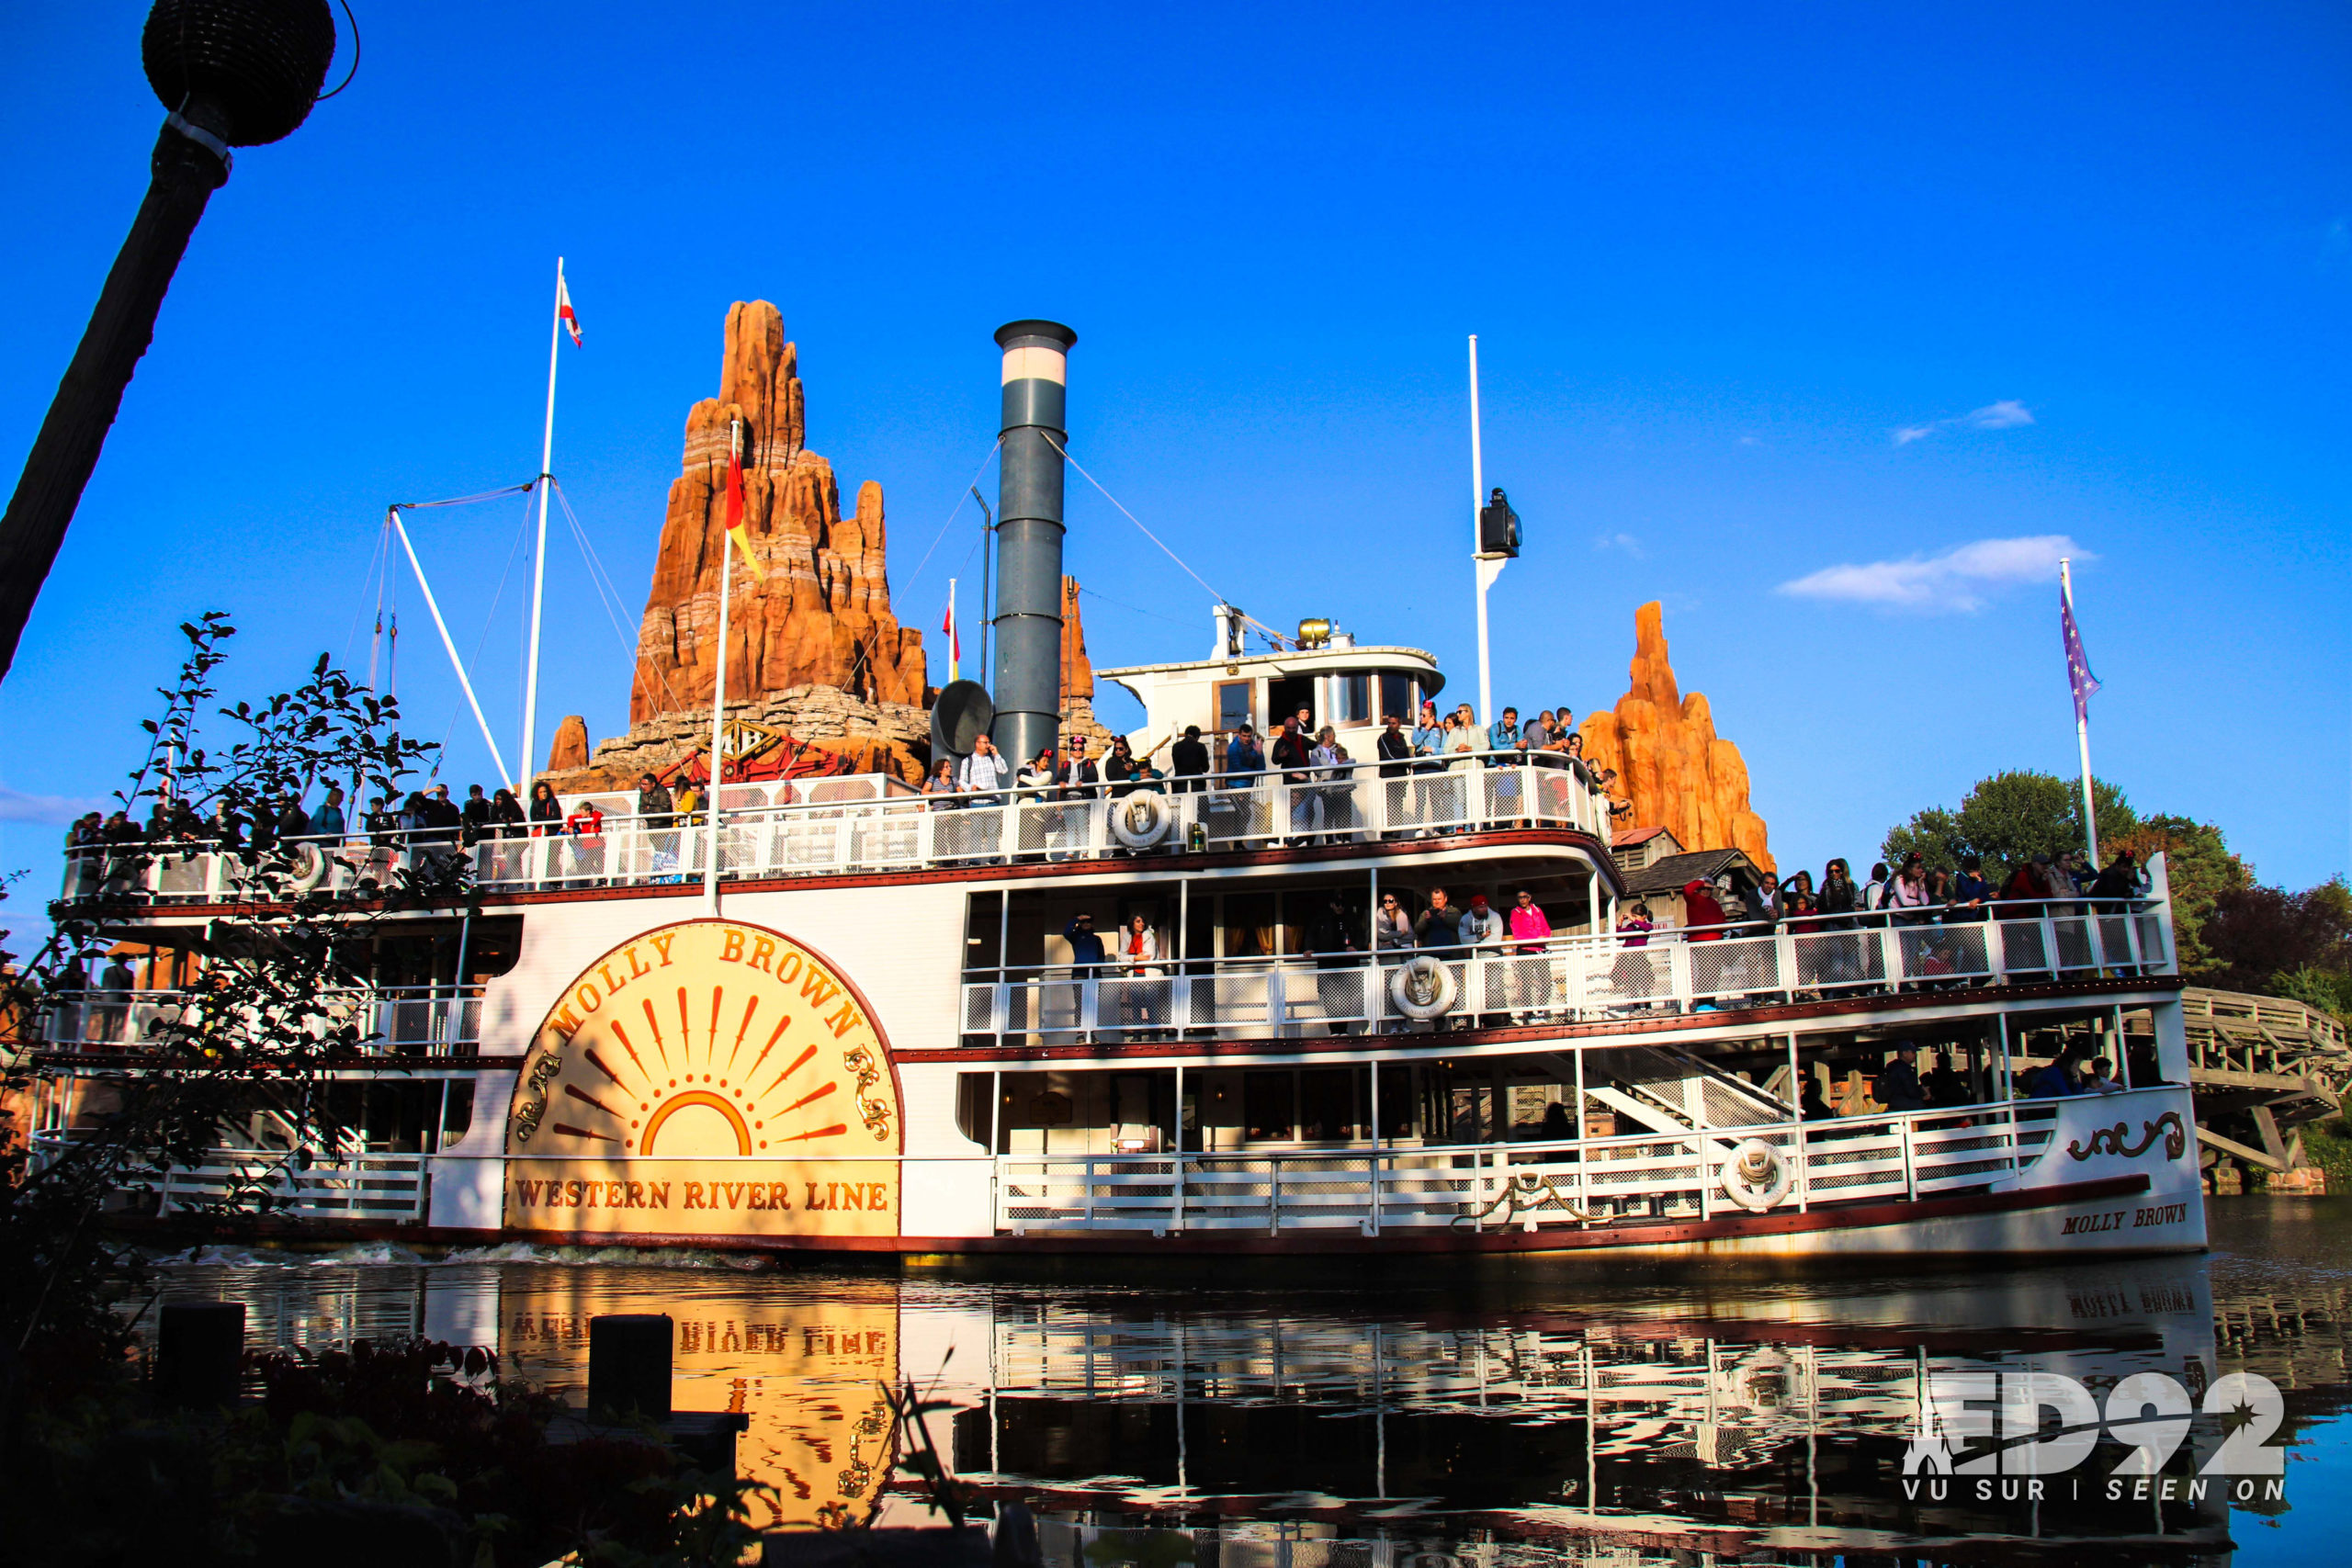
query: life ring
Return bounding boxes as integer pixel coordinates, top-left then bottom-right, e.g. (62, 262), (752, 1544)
(288, 842), (331, 894)
(1389, 954), (1458, 1020)
(1719, 1137), (1794, 1212)
(1109, 789), (1173, 849)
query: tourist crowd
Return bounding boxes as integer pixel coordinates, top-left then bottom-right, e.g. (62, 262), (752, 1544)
(1665, 845), (2154, 945)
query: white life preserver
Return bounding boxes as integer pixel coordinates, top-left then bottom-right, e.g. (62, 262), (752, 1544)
(1719, 1137), (1794, 1213)
(1109, 789), (1173, 850)
(1389, 954), (1458, 1020)
(288, 842), (331, 894)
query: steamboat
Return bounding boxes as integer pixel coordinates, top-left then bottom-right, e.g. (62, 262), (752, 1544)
(26, 319), (2205, 1265)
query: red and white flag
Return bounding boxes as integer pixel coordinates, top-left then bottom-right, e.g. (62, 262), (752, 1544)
(557, 272), (582, 346)
(942, 592), (961, 680)
(724, 419), (765, 583)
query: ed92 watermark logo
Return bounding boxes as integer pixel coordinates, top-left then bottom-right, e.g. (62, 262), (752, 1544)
(1903, 1370), (2286, 1504)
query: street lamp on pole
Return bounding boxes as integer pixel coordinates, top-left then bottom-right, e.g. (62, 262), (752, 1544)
(0, 0), (343, 684)
(1468, 336), (1521, 731)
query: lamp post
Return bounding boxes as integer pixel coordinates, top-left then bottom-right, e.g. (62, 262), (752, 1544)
(0, 1), (340, 683)
(1467, 336), (1520, 730)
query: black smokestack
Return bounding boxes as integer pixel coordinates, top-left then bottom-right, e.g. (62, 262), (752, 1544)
(989, 319), (1078, 769)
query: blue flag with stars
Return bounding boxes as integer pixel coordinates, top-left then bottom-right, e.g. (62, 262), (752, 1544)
(2062, 585), (2101, 726)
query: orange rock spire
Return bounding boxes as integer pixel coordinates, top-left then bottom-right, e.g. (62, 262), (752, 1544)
(1579, 602), (1773, 872)
(1060, 575), (1093, 701)
(630, 301), (925, 724)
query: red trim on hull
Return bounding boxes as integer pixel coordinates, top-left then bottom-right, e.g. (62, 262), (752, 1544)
(31, 1052), (526, 1071)
(117, 1173), (2161, 1259)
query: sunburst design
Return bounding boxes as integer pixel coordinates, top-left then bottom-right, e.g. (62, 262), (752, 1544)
(509, 920), (899, 1163)
(581, 984), (822, 1155)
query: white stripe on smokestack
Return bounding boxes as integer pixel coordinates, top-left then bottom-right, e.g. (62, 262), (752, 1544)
(989, 319), (1079, 772)
(1000, 344), (1068, 385)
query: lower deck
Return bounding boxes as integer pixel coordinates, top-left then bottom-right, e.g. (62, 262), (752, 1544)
(39, 1080), (2202, 1262)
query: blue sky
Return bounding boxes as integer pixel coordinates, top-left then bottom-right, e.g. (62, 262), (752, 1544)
(3, 2), (2347, 926)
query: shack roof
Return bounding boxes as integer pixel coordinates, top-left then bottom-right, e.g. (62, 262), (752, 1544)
(1620, 847), (1761, 897)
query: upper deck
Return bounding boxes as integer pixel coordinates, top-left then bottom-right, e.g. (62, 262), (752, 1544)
(54, 750), (1617, 913)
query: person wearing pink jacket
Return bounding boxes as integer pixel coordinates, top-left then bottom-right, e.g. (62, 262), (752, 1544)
(1508, 889), (1555, 1021)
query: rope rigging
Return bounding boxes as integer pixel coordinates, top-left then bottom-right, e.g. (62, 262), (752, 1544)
(1040, 431), (1228, 608)
(550, 479), (685, 719)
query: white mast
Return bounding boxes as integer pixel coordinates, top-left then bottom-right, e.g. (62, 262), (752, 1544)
(520, 256), (564, 796)
(2062, 557), (2100, 867)
(367, 512), (386, 696)
(1469, 334), (1504, 730)
(704, 417), (741, 912)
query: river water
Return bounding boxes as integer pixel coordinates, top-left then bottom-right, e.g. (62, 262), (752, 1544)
(146, 1197), (2352, 1566)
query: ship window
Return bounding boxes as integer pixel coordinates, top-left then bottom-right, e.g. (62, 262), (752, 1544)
(1267, 676), (1316, 730)
(1222, 894), (1276, 958)
(440, 1080), (474, 1146)
(1242, 1071), (1295, 1143)
(1332, 672), (1371, 725)
(1378, 674), (1414, 725)
(1215, 680), (1253, 734)
(1300, 1068), (1359, 1141)
(965, 892), (1003, 974)
(956, 1074), (994, 1150)
(1379, 1065), (1415, 1140)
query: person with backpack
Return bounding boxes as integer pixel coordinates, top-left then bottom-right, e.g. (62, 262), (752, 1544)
(1862, 862), (1892, 922)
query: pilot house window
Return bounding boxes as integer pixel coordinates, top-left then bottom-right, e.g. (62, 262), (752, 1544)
(1332, 672), (1371, 725)
(1215, 680), (1252, 734)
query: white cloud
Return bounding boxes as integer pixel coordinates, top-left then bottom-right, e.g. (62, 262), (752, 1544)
(0, 785), (109, 825)
(1894, 399), (2036, 445)
(1593, 533), (1646, 558)
(1776, 535), (2089, 613)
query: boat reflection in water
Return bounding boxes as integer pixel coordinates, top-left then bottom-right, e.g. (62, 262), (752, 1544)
(162, 1247), (2342, 1563)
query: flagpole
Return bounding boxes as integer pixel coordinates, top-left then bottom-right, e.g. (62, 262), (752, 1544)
(2062, 557), (2100, 867)
(705, 418), (740, 912)
(522, 256), (563, 797)
(1469, 333), (1494, 730)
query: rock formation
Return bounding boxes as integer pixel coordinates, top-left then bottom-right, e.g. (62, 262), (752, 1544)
(1061, 576), (1093, 701)
(534, 304), (1127, 793)
(546, 715), (589, 774)
(558, 685), (933, 794)
(1055, 575), (1114, 748)
(630, 301), (925, 726)
(1578, 602), (1773, 872)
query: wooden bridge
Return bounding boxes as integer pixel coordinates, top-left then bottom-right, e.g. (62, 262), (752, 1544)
(2171, 987), (2346, 1187)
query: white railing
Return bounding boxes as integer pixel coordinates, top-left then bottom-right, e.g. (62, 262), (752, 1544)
(28, 1134), (429, 1223)
(58, 758), (1614, 904)
(960, 898), (2174, 1046)
(993, 1099), (2068, 1235)
(36, 986), (482, 1055)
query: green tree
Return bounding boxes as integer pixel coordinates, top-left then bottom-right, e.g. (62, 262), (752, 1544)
(2202, 877), (2352, 1000)
(2, 616), (455, 1404)
(2273, 965), (2352, 1021)
(2109, 814), (2255, 976)
(1882, 770), (2136, 874)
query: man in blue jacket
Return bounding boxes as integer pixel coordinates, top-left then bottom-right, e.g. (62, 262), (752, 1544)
(1065, 912), (1108, 1043)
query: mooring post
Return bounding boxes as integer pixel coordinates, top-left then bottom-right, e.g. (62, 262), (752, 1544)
(156, 1300), (245, 1407)
(588, 1313), (673, 1419)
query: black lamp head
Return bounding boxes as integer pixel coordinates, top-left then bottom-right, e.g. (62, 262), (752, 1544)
(142, 0), (338, 147)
